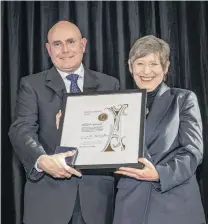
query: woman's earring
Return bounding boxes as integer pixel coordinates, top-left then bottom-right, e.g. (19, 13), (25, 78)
(163, 73), (167, 81)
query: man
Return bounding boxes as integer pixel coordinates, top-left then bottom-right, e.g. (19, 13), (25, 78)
(9, 21), (119, 224)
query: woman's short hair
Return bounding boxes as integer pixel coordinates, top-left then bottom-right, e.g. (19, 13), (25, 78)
(129, 35), (170, 70)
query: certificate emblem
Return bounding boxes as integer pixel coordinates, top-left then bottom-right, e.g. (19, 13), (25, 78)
(98, 113), (108, 121)
(103, 104), (128, 152)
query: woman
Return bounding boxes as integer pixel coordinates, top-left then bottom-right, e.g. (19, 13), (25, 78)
(113, 35), (206, 224)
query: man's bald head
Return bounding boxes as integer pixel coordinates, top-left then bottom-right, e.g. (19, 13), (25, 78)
(46, 21), (87, 73)
(47, 21), (82, 44)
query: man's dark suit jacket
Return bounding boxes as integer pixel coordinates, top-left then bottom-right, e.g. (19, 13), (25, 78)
(113, 83), (206, 224)
(9, 67), (120, 224)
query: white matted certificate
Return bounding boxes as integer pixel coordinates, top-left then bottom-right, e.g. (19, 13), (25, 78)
(58, 90), (146, 169)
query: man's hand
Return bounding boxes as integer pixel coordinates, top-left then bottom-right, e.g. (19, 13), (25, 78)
(37, 150), (82, 178)
(115, 158), (159, 181)
(56, 110), (62, 129)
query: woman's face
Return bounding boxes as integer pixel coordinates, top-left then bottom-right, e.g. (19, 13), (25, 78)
(129, 53), (169, 92)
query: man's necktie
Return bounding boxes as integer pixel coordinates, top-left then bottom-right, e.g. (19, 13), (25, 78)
(66, 74), (81, 93)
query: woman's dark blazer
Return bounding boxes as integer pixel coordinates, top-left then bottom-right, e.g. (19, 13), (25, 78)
(113, 83), (206, 224)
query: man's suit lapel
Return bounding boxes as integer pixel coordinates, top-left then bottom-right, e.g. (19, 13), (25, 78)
(45, 67), (100, 97)
(45, 67), (66, 98)
(145, 83), (174, 145)
(83, 68), (100, 92)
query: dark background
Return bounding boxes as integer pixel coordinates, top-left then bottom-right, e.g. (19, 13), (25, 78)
(1, 1), (208, 223)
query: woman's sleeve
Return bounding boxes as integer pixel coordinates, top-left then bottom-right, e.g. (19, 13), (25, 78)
(152, 91), (203, 193)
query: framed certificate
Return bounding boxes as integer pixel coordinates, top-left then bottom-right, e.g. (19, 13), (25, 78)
(58, 89), (146, 170)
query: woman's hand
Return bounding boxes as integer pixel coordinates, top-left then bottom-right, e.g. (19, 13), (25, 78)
(56, 110), (62, 129)
(115, 158), (159, 181)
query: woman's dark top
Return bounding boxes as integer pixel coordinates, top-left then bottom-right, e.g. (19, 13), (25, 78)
(146, 82), (162, 116)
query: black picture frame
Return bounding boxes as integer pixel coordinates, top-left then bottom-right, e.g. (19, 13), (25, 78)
(57, 89), (146, 170)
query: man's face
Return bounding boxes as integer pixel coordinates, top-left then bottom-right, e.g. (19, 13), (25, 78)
(46, 24), (87, 73)
(129, 53), (169, 92)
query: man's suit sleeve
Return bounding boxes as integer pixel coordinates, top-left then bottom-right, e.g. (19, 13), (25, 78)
(9, 77), (46, 181)
(152, 91), (203, 193)
(114, 78), (120, 91)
